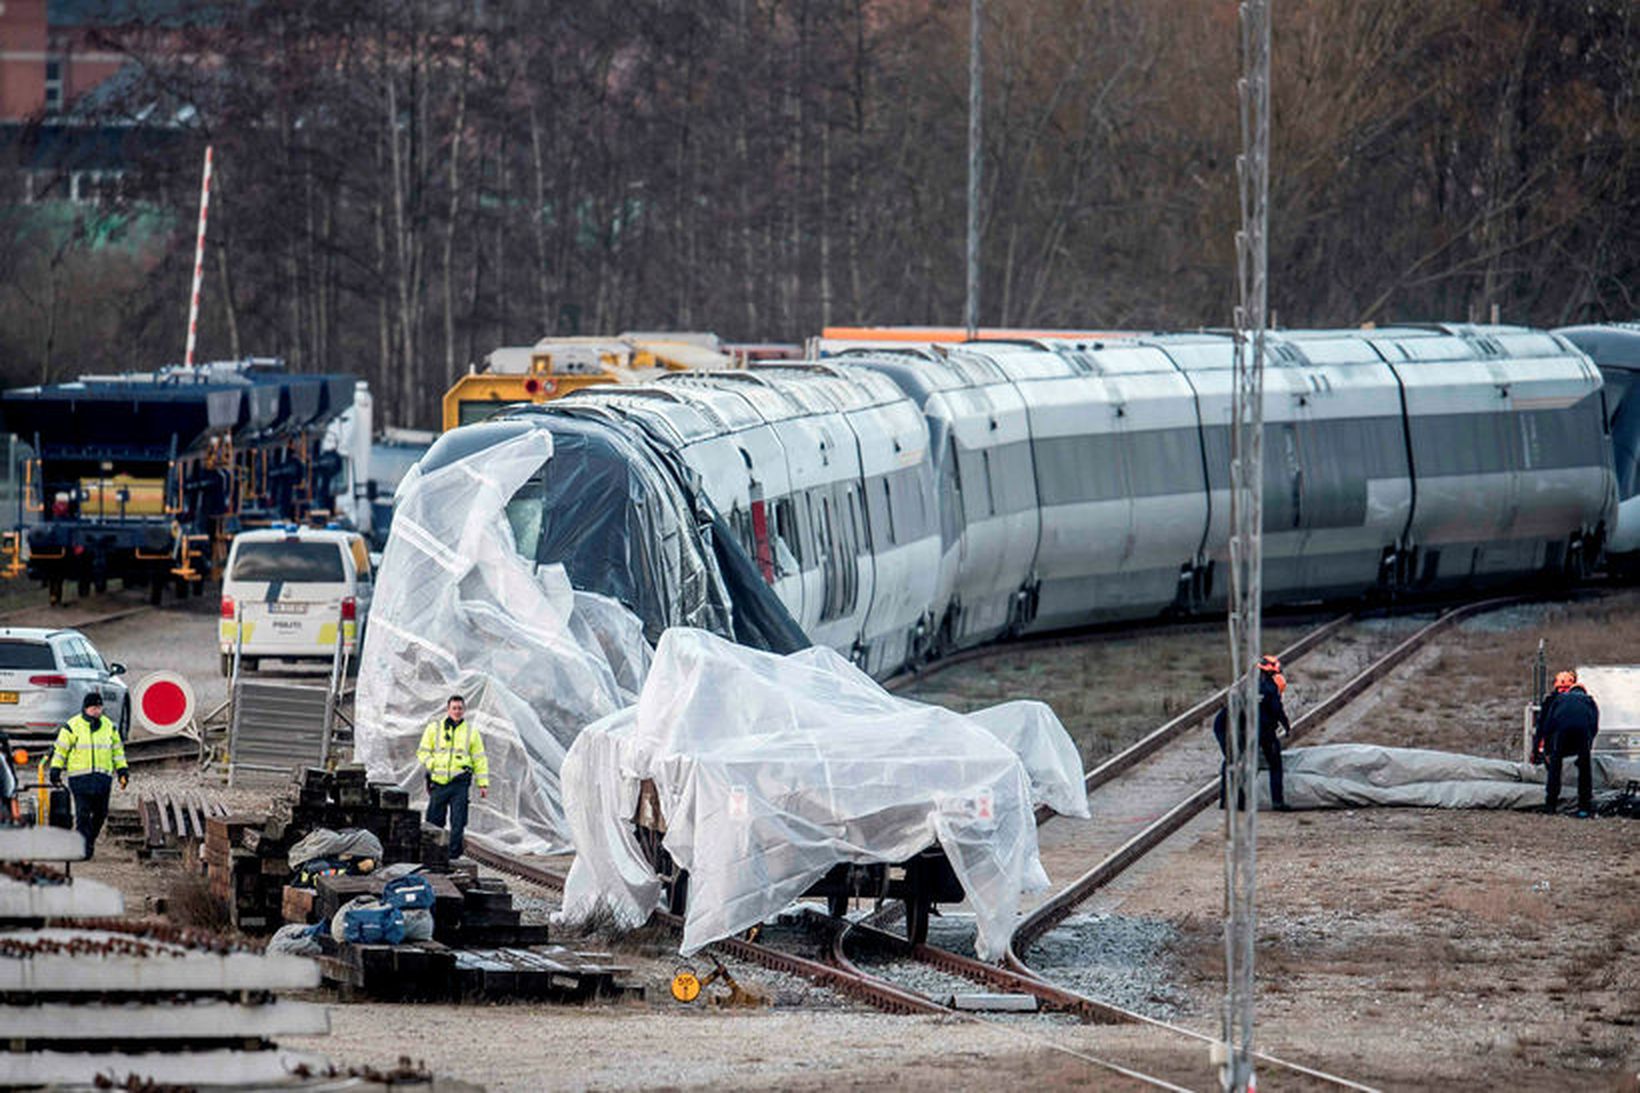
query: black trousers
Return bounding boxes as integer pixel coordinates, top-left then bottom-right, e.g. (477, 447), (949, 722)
(1215, 720), (1285, 809)
(427, 771), (473, 858)
(68, 772), (113, 859)
(1545, 728), (1594, 813)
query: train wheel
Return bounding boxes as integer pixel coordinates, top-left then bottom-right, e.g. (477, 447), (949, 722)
(48, 578), (63, 606)
(905, 896), (930, 946)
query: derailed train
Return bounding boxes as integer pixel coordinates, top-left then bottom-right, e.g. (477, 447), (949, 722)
(421, 323), (1618, 678)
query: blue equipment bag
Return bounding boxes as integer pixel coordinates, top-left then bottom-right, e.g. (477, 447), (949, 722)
(342, 902), (406, 945)
(383, 874), (436, 912)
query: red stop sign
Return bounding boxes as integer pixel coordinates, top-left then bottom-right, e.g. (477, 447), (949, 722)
(141, 680), (188, 728)
(132, 672), (196, 735)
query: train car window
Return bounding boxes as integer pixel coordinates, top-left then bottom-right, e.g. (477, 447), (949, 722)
(982, 450), (999, 516)
(817, 493), (842, 621)
(957, 446), (993, 521)
(728, 505), (757, 559)
(843, 484), (862, 607)
(880, 478), (897, 545)
(1125, 429), (1202, 498)
(773, 498), (803, 569)
(504, 472), (546, 560)
(938, 438), (964, 543)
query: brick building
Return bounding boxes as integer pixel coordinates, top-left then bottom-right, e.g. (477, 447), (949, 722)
(0, 0), (132, 120)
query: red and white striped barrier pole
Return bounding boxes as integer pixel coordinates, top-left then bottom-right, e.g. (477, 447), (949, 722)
(183, 144), (214, 369)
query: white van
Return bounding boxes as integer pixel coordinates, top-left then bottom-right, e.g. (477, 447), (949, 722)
(219, 527), (373, 675)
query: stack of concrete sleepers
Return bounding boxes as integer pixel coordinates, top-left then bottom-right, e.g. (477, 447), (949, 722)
(0, 824), (333, 1087)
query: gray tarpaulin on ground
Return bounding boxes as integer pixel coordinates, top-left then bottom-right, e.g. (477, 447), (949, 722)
(557, 629), (1091, 962)
(355, 425), (652, 854)
(1262, 744), (1640, 810)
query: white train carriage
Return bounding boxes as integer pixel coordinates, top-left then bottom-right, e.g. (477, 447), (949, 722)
(1154, 332), (1418, 607)
(1370, 325), (1612, 586)
(1018, 339), (1214, 629)
(440, 322), (1617, 684)
(1556, 322), (1640, 558)
(744, 365), (940, 675)
(844, 349), (1041, 650)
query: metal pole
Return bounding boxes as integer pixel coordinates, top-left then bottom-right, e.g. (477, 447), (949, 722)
(964, 0), (982, 339)
(1222, 1), (1271, 1091)
(183, 145), (214, 369)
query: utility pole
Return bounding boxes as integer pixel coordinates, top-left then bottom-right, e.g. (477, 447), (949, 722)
(1220, 1), (1271, 1091)
(964, 0), (982, 340)
(183, 145), (215, 369)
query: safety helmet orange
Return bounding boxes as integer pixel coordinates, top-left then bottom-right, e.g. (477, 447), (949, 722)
(1553, 670), (1576, 693)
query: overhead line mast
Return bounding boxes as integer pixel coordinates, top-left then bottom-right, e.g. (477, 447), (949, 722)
(964, 0), (982, 340)
(1222, 1), (1272, 1091)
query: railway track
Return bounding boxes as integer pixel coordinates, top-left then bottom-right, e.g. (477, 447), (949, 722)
(462, 593), (1567, 1088)
(1008, 596), (1523, 963)
(820, 601), (1533, 1089)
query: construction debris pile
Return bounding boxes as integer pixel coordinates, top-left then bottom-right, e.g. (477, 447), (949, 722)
(179, 765), (640, 1003)
(0, 824), (331, 1088)
(204, 766), (426, 933)
(356, 423), (651, 854)
(560, 629), (1091, 962)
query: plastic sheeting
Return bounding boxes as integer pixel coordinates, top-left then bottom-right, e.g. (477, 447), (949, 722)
(1267, 744), (1640, 810)
(355, 423), (653, 854)
(558, 629), (1090, 962)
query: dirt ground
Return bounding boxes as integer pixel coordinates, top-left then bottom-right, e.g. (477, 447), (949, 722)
(48, 589), (1640, 1090)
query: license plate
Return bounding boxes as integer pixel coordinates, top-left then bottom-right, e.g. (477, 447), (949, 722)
(268, 603), (308, 615)
(0, 692), (16, 704)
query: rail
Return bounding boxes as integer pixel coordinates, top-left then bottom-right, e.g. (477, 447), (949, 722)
(1007, 597), (1526, 974)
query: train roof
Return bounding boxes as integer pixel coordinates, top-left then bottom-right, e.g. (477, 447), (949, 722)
(1556, 323), (1640, 370)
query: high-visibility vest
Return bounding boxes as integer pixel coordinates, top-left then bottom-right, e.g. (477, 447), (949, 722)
(416, 718), (489, 788)
(50, 714), (127, 777)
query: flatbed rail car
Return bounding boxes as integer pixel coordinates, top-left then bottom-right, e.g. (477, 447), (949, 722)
(632, 779), (963, 944)
(0, 360), (358, 603)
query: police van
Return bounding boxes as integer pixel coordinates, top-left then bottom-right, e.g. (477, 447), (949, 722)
(219, 527), (373, 675)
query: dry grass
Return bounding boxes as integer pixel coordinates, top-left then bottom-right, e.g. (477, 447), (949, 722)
(166, 869), (230, 932)
(901, 621), (1316, 764)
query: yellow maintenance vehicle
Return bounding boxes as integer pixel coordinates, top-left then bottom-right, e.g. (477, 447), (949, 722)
(442, 333), (776, 431)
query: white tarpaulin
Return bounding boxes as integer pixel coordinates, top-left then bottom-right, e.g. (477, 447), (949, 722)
(1269, 744), (1640, 810)
(558, 629), (1090, 961)
(355, 426), (651, 854)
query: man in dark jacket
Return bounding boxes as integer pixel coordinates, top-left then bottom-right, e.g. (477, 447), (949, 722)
(1536, 670), (1599, 816)
(1214, 654), (1293, 811)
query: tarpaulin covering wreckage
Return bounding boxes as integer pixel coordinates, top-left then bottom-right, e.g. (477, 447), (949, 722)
(557, 628), (1090, 961)
(1265, 744), (1640, 810)
(355, 421), (652, 853)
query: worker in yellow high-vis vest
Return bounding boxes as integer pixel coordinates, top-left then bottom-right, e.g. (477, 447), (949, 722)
(416, 694), (488, 859)
(49, 693), (129, 859)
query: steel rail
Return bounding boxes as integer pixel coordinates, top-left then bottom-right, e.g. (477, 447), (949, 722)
(464, 840), (947, 1015)
(834, 914), (1370, 1092)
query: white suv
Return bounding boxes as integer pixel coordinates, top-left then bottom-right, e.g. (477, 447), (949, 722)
(219, 527), (373, 676)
